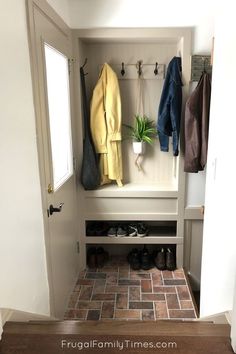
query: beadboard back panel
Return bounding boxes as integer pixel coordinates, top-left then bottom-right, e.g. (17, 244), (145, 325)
(78, 40), (179, 187)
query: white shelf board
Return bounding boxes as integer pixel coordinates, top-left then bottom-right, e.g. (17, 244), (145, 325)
(84, 213), (178, 221)
(85, 236), (183, 245)
(84, 182), (178, 198)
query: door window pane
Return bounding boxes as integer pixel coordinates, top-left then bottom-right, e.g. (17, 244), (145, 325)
(44, 43), (73, 190)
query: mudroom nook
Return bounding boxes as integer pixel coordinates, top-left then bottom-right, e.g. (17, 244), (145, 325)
(74, 28), (190, 270)
(60, 27), (200, 321)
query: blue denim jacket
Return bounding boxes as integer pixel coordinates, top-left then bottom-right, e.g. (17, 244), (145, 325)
(157, 57), (183, 156)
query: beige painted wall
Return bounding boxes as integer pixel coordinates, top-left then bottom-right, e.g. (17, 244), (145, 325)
(0, 0), (49, 318)
(47, 0), (70, 25)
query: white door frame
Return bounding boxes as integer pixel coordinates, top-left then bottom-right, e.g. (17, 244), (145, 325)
(231, 276), (236, 352)
(26, 0), (79, 317)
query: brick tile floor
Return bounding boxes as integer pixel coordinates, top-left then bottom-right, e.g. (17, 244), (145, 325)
(64, 256), (197, 321)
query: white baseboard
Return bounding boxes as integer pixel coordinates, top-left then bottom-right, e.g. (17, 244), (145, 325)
(1, 308), (57, 324)
(198, 311), (231, 325)
(187, 271), (200, 291)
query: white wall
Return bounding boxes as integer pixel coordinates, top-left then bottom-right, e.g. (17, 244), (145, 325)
(200, 2), (236, 317)
(0, 0), (49, 320)
(68, 0), (214, 30)
(47, 0), (70, 25)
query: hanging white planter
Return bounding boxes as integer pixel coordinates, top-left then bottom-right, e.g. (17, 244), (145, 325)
(133, 141), (146, 155)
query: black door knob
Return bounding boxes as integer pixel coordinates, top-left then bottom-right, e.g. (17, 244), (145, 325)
(48, 203), (64, 216)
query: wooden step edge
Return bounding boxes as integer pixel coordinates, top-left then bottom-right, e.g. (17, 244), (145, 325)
(3, 320), (231, 337)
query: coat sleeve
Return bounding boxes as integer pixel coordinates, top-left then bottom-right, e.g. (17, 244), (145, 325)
(184, 73), (211, 173)
(104, 64), (123, 185)
(200, 74), (211, 170)
(105, 65), (122, 142)
(157, 77), (172, 152)
(90, 66), (107, 153)
(184, 97), (201, 172)
(170, 83), (182, 156)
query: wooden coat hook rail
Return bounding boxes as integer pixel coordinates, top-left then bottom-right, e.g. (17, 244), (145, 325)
(118, 61), (165, 80)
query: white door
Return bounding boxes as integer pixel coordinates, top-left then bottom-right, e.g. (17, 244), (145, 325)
(231, 279), (236, 353)
(26, 0), (79, 317)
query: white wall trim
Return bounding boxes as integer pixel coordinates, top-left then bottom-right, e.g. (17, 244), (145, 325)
(184, 206), (204, 220)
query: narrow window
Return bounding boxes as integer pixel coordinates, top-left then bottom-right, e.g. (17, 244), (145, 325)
(44, 43), (73, 190)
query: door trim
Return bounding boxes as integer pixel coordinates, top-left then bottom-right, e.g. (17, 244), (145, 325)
(25, 0), (74, 317)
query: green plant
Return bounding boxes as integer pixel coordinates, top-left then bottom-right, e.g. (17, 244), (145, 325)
(123, 115), (157, 144)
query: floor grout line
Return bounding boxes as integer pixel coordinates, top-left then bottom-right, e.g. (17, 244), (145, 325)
(164, 293), (170, 319)
(127, 286), (130, 309)
(176, 285), (182, 310)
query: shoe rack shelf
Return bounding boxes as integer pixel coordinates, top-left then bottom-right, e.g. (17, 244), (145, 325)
(84, 183), (178, 198)
(84, 222), (182, 245)
(85, 236), (183, 245)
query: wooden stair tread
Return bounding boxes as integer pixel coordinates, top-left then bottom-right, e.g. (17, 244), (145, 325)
(2, 320), (231, 337)
(1, 320), (233, 354)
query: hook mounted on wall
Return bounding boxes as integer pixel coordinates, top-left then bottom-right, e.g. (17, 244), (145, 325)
(202, 56), (209, 73)
(154, 62), (158, 76)
(81, 57), (88, 75)
(121, 62), (125, 76)
(136, 60), (143, 77)
(191, 55), (212, 81)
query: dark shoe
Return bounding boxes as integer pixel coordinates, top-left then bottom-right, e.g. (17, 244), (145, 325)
(128, 249), (141, 270)
(102, 248), (109, 262)
(166, 248), (176, 271)
(127, 224), (138, 237)
(140, 246), (153, 270)
(96, 247), (106, 267)
(155, 248), (166, 270)
(87, 247), (97, 268)
(137, 223), (148, 237)
(127, 248), (138, 263)
(107, 226), (117, 237)
(117, 225), (127, 237)
(86, 222), (97, 236)
(95, 222), (109, 236)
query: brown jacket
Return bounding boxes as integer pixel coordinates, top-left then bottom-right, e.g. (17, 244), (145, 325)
(184, 73), (211, 173)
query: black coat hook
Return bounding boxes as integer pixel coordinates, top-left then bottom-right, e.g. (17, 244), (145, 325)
(121, 62), (125, 76)
(82, 58), (88, 68)
(154, 62), (158, 75)
(137, 60), (143, 77)
(202, 57), (208, 73)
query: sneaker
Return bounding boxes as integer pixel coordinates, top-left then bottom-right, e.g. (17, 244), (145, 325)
(107, 226), (117, 237)
(166, 248), (176, 271)
(127, 249), (141, 270)
(154, 248), (166, 270)
(95, 222), (109, 236)
(117, 225), (127, 237)
(86, 222), (108, 236)
(86, 222), (97, 236)
(137, 223), (148, 237)
(127, 224), (138, 237)
(140, 246), (153, 270)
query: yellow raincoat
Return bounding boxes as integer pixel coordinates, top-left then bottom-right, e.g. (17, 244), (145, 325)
(90, 63), (123, 186)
